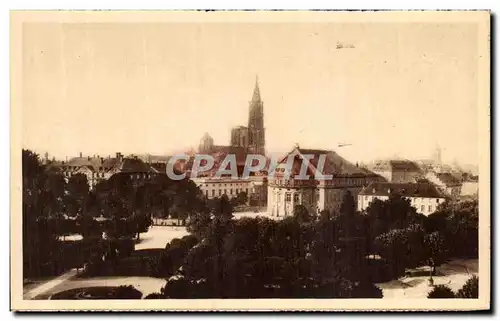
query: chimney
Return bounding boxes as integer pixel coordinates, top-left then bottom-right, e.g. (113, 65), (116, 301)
(87, 156), (91, 161)
(79, 152), (82, 158)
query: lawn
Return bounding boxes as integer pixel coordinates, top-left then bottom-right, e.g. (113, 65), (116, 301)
(135, 225), (189, 250)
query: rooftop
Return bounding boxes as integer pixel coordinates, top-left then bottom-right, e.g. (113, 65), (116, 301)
(359, 182), (446, 198)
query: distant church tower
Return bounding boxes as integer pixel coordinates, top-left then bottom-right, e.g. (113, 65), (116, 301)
(433, 144), (442, 164)
(247, 77), (266, 155)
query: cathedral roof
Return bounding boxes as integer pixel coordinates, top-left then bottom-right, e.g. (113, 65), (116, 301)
(251, 77), (262, 102)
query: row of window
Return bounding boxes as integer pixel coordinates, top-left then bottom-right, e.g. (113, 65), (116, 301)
(205, 188), (250, 198)
(362, 195), (440, 204)
(64, 171), (108, 178)
(421, 205), (435, 213)
(204, 182), (249, 187)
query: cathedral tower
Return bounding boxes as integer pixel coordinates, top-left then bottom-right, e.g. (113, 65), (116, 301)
(247, 77), (266, 155)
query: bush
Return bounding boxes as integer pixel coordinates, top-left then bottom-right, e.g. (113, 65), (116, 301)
(115, 285), (143, 299)
(144, 292), (164, 299)
(50, 286), (142, 299)
(456, 276), (479, 298)
(427, 285), (455, 298)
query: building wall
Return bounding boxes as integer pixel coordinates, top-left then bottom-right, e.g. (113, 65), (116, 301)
(425, 172), (462, 199)
(373, 170), (392, 182)
(461, 181), (479, 196)
(267, 186), (316, 217)
(230, 127), (249, 149)
(391, 170), (421, 183)
(192, 178), (256, 200)
(320, 187), (364, 213)
(357, 194), (446, 216)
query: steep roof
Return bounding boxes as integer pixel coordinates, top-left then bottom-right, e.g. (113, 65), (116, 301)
(359, 182), (445, 198)
(372, 160), (421, 172)
(435, 172), (462, 187)
(251, 77), (262, 103)
(278, 147), (378, 177)
(117, 158), (156, 173)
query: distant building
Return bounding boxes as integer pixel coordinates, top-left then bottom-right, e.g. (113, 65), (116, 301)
(358, 182), (446, 216)
(267, 146), (384, 217)
(370, 160), (423, 183)
(192, 77), (268, 205)
(425, 172), (462, 199)
(48, 152), (159, 189)
(198, 77), (266, 156)
(461, 178), (479, 197)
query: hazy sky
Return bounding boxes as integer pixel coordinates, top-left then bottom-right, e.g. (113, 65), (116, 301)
(22, 22), (479, 165)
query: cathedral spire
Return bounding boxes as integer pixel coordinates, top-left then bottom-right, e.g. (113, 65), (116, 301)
(252, 75), (261, 103)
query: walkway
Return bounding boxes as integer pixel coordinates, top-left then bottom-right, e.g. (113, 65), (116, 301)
(23, 269), (78, 300)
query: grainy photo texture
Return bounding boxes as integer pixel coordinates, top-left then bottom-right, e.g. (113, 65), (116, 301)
(10, 10), (490, 311)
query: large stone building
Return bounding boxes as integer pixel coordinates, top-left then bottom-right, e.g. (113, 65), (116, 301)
(192, 78), (268, 205)
(48, 152), (159, 189)
(357, 182), (447, 216)
(267, 146), (384, 217)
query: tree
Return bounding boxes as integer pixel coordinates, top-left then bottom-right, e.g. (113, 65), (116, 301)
(427, 285), (456, 298)
(233, 191), (248, 207)
(339, 190), (356, 216)
(66, 173), (89, 218)
(293, 204), (313, 223)
(375, 224), (426, 277)
(23, 149), (68, 277)
(456, 276), (479, 298)
(424, 231), (448, 276)
(318, 209), (331, 222)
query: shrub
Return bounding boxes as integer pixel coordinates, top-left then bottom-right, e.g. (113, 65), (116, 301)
(50, 286), (142, 299)
(427, 285), (455, 298)
(456, 276), (479, 298)
(115, 285), (143, 299)
(144, 292), (164, 299)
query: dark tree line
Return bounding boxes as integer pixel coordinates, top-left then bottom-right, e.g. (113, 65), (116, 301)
(22, 149), (204, 278)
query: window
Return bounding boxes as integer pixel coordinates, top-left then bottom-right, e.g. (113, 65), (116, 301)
(294, 193), (299, 203)
(246, 188), (249, 194)
(230, 188), (233, 195)
(428, 205), (432, 212)
(212, 190), (215, 197)
(436, 199), (439, 204)
(420, 205), (425, 212)
(285, 193), (291, 202)
(205, 190), (208, 197)
(219, 190), (222, 196)
(224, 189), (227, 195)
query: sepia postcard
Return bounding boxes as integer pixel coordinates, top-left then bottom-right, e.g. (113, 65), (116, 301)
(10, 10), (490, 311)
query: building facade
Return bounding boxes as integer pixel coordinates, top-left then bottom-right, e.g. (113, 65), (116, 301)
(49, 152), (159, 189)
(370, 160), (423, 183)
(357, 182), (447, 216)
(267, 146), (384, 217)
(425, 172), (462, 199)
